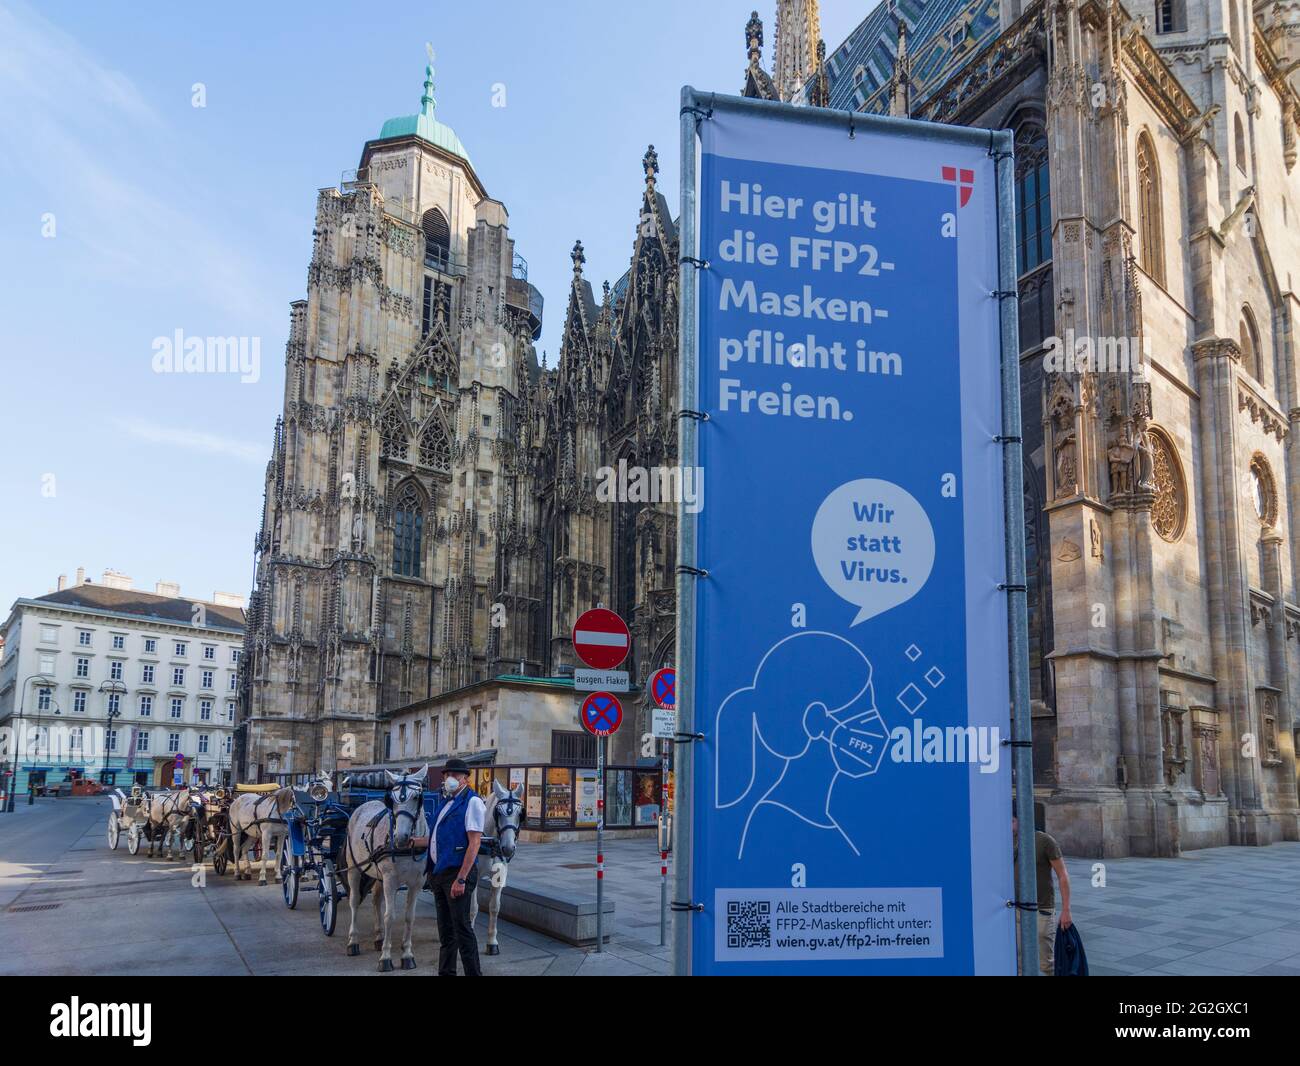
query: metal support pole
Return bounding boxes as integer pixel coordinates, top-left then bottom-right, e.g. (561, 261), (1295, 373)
(659, 738), (669, 946)
(595, 733), (605, 953)
(673, 87), (703, 978)
(992, 128), (1039, 977)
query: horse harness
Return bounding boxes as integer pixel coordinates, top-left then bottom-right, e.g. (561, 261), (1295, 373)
(481, 794), (524, 864)
(343, 779), (425, 880)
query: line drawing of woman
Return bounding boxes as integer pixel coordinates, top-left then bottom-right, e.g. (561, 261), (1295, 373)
(715, 631), (887, 860)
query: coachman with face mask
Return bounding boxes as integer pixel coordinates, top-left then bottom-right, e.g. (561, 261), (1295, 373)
(423, 757), (487, 975)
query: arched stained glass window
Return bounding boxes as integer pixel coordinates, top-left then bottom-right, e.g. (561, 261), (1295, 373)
(419, 418), (451, 472)
(1015, 127), (1051, 275)
(393, 483), (424, 578)
(380, 405), (409, 461)
(1239, 308), (1260, 381)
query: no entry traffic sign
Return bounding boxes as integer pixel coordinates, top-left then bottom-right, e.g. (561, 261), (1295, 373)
(580, 691), (623, 737)
(650, 667), (676, 709)
(572, 608), (631, 670)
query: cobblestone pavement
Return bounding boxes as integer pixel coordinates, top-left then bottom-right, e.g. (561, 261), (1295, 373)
(5, 797), (1298, 975)
(1062, 845), (1300, 976)
(0, 795), (670, 976)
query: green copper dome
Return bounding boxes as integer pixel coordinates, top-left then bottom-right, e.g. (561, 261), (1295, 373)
(378, 61), (471, 165)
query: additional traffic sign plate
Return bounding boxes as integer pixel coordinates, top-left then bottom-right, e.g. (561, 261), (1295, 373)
(579, 692), (623, 737)
(572, 608), (631, 670)
(650, 667), (676, 709)
(651, 706), (675, 740)
(574, 668), (630, 692)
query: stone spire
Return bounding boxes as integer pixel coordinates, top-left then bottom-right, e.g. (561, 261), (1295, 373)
(643, 144), (659, 191)
(742, 11), (779, 100)
(773, 0), (820, 102)
(888, 17), (913, 118)
(808, 38), (830, 108)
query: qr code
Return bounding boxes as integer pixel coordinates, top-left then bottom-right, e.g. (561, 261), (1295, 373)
(726, 900), (771, 948)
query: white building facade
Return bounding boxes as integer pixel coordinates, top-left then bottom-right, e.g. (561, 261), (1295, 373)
(0, 571), (246, 792)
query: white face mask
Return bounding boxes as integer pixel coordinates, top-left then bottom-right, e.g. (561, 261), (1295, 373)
(443, 776), (463, 795)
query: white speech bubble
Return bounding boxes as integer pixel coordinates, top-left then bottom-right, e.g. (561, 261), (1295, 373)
(811, 478), (935, 626)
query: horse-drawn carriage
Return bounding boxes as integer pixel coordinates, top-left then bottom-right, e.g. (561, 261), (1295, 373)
(278, 777), (353, 935)
(107, 784), (204, 859)
(191, 785), (234, 875)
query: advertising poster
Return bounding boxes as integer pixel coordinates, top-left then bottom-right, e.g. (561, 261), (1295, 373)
(575, 768), (599, 827)
(681, 96), (1016, 974)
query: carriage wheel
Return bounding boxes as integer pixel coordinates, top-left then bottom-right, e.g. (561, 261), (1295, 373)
(126, 825), (141, 855)
(212, 838), (229, 877)
(319, 862), (338, 936)
(107, 813), (121, 851)
(281, 847), (299, 909)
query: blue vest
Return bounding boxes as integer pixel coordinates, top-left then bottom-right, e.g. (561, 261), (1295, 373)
(429, 787), (473, 875)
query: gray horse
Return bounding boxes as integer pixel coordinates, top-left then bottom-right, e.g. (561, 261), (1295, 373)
(469, 781), (525, 956)
(343, 767), (428, 972)
(227, 787), (293, 884)
(145, 788), (199, 860)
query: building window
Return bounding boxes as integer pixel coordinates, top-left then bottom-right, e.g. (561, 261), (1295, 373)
(171, 698), (183, 719)
(1239, 308), (1261, 381)
(1155, 0), (1185, 33)
(203, 645), (215, 660)
(1015, 128), (1051, 275)
(1149, 428), (1188, 542)
(107, 693), (120, 714)
(73, 691), (86, 713)
(393, 483), (424, 578)
(137, 732), (150, 753)
(39, 653), (56, 674)
(139, 696), (153, 717)
(1234, 114), (1247, 173)
(201, 670), (214, 689)
(172, 668), (185, 687)
(106, 729), (118, 753)
(1249, 454), (1278, 526)
(225, 736), (232, 754)
(37, 687), (52, 711)
(431, 715), (440, 752)
(379, 404), (409, 461)
(112, 634), (125, 650)
(144, 638), (157, 654)
(1136, 133), (1165, 286)
(199, 734), (210, 754)
(40, 625), (57, 643)
(228, 674), (237, 691)
(142, 664), (154, 684)
(78, 630), (91, 646)
(168, 733), (180, 754)
(421, 208), (451, 271)
(419, 419), (451, 471)
(75, 657), (89, 678)
(109, 660), (123, 681)
(200, 699), (213, 721)
(450, 714), (459, 751)
(474, 708), (483, 746)
(226, 701), (236, 721)
(231, 648), (241, 665)
(69, 727), (83, 752)
(175, 641), (188, 657)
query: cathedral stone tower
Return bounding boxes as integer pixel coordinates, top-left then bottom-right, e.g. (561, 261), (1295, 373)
(773, 0), (821, 102)
(238, 61), (544, 778)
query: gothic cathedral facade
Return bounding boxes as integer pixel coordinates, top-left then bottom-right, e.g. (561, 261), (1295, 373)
(239, 66), (678, 778)
(744, 0), (1300, 855)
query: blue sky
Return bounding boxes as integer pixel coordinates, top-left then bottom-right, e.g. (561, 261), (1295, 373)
(0, 0), (875, 613)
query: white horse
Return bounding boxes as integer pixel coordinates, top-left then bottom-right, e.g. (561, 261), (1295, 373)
(468, 781), (525, 956)
(145, 788), (199, 860)
(227, 786), (293, 884)
(343, 767), (428, 972)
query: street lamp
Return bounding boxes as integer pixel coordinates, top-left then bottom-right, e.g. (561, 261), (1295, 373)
(4, 674), (54, 813)
(98, 680), (127, 787)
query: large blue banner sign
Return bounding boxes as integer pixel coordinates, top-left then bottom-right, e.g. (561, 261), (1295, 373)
(679, 98), (1017, 974)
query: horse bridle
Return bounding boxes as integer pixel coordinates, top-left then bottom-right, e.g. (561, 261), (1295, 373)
(490, 795), (523, 862)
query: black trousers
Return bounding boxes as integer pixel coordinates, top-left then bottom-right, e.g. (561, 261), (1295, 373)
(431, 866), (481, 976)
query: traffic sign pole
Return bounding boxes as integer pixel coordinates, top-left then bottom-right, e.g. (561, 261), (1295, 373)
(596, 733), (605, 953)
(660, 738), (669, 946)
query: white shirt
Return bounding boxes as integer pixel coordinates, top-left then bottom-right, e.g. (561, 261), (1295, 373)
(429, 790), (486, 868)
